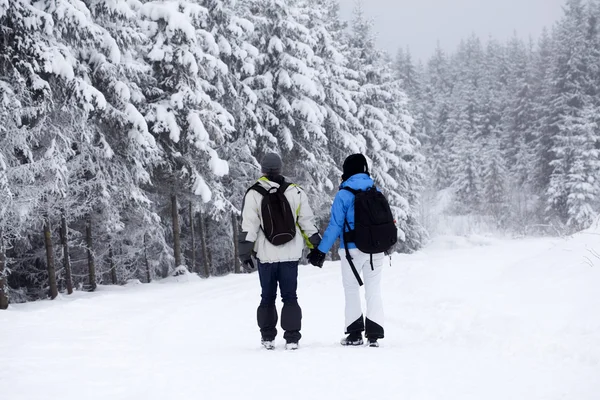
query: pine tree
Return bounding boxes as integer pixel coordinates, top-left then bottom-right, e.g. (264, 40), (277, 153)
(394, 47), (420, 99)
(531, 28), (555, 196)
(347, 3), (425, 250)
(449, 106), (483, 214)
(482, 140), (509, 224)
(196, 0), (264, 270)
(140, 1), (237, 271)
(548, 108), (600, 229)
(546, 0), (600, 229)
(246, 0), (335, 200)
(502, 34), (537, 184)
(424, 43), (453, 190)
(1, 0), (112, 295)
(300, 0), (366, 222)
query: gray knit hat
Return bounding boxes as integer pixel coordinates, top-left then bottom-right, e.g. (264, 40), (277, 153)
(261, 153), (283, 175)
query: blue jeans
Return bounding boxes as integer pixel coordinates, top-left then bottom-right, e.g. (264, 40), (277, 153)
(257, 261), (302, 343)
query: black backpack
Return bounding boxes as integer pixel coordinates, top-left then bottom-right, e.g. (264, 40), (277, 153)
(342, 186), (397, 285)
(249, 181), (297, 246)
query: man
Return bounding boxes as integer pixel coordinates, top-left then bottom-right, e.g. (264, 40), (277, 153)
(239, 153), (321, 350)
(307, 154), (389, 348)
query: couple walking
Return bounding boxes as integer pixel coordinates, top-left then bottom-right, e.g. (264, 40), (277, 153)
(238, 153), (397, 350)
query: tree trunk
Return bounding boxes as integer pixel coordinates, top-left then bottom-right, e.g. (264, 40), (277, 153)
(59, 216), (73, 295)
(0, 229), (8, 310)
(144, 233), (151, 283)
(44, 220), (59, 299)
(86, 216), (97, 291)
(232, 211), (241, 274)
(189, 201), (196, 273)
(171, 194), (182, 269)
(199, 207), (210, 278)
(109, 245), (117, 285)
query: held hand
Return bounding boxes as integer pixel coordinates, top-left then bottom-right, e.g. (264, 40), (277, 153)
(307, 249), (326, 268)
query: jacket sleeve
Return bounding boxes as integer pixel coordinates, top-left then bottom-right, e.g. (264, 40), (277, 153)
(295, 188), (320, 248)
(241, 190), (261, 242)
(318, 191), (350, 254)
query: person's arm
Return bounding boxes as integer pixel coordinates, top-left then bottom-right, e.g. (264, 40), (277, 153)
(317, 191), (350, 254)
(295, 188), (321, 249)
(239, 190), (261, 269)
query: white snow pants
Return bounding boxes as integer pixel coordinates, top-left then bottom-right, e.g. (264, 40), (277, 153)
(339, 248), (385, 339)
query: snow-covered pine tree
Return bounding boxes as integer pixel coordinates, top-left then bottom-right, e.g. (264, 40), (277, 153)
(246, 0), (334, 198)
(500, 36), (544, 229)
(207, 0), (262, 199)
(1, 1), (56, 301)
(347, 3), (425, 250)
(395, 47), (430, 151)
(0, 27), (40, 305)
(140, 0), (235, 273)
(546, 0), (600, 229)
(501, 35), (536, 183)
(394, 47), (420, 100)
(36, 0), (167, 290)
(0, 0), (116, 296)
(168, 0), (282, 272)
(482, 140), (509, 225)
(76, 0), (169, 284)
(196, 0), (265, 271)
(445, 36), (486, 214)
(423, 43), (453, 190)
(448, 106), (484, 214)
(298, 0), (366, 225)
(530, 28), (556, 200)
(480, 38), (506, 142)
(477, 38), (510, 225)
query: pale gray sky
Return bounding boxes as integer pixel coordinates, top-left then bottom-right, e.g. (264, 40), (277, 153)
(337, 0), (566, 61)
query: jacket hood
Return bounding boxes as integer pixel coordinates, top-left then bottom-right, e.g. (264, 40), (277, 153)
(340, 173), (374, 191)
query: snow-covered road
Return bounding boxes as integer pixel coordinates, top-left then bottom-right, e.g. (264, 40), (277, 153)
(2, 234), (599, 400)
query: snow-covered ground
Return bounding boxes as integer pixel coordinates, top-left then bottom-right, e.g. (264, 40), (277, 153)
(2, 232), (600, 400)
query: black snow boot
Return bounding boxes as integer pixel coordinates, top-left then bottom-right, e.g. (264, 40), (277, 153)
(340, 332), (364, 346)
(367, 338), (379, 348)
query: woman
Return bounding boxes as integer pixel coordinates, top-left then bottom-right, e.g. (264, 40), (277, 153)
(308, 154), (386, 347)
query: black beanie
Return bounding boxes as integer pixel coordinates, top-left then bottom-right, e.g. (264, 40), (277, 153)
(342, 154), (369, 182)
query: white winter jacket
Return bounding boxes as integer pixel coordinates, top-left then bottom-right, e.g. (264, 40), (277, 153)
(241, 177), (319, 263)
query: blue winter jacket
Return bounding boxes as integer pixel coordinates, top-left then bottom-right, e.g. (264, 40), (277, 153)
(318, 173), (376, 253)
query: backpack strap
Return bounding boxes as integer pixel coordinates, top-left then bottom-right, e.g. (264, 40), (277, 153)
(250, 181), (292, 197)
(343, 240), (364, 287)
(341, 187), (360, 195)
(342, 219), (363, 286)
(343, 219), (355, 243)
(248, 182), (269, 197)
(340, 186), (366, 286)
(247, 183), (269, 234)
(341, 188), (358, 242)
(341, 186), (358, 241)
(277, 182), (292, 194)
